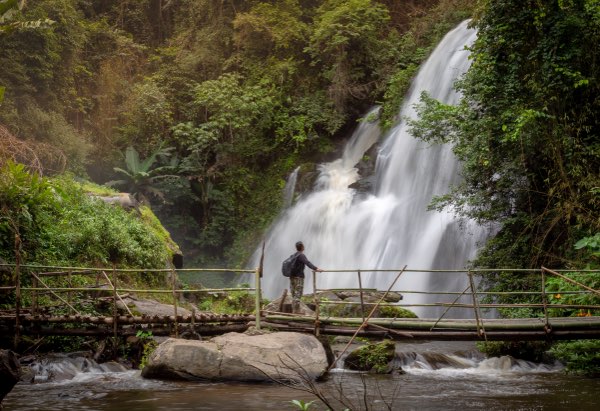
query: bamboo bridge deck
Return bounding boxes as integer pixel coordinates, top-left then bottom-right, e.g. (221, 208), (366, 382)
(262, 314), (600, 341)
(1, 312), (600, 342)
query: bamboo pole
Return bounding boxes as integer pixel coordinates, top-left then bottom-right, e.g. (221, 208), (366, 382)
(327, 265), (407, 371)
(15, 313), (254, 324)
(101, 271), (133, 316)
(430, 284), (471, 331)
(542, 266), (600, 296)
(254, 267), (261, 330)
(541, 269), (550, 333)
(313, 270), (320, 337)
(30, 272), (80, 315)
(32, 271), (38, 316)
(255, 242), (265, 329)
(468, 271), (486, 339)
(14, 233), (21, 350)
(112, 265), (118, 340)
(171, 267), (179, 337)
(264, 315), (600, 330)
(357, 270), (365, 322)
(67, 269), (72, 308)
(20, 287), (256, 293)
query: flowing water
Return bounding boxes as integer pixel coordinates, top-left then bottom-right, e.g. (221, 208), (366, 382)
(4, 343), (600, 411)
(251, 20), (490, 318)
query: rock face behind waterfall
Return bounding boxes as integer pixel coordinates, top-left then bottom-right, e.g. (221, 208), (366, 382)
(142, 332), (328, 382)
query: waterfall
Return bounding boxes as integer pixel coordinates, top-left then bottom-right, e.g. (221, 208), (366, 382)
(282, 166), (300, 208)
(252, 21), (488, 318)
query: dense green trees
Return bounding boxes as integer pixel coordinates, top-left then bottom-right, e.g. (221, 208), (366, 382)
(0, 0), (475, 266)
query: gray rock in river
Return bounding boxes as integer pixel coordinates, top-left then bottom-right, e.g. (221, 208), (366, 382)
(141, 332), (328, 382)
(0, 349), (20, 405)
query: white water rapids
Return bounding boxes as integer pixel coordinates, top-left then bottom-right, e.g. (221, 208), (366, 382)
(251, 20), (489, 318)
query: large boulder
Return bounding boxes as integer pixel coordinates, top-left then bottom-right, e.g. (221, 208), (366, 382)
(142, 332), (328, 382)
(0, 350), (20, 404)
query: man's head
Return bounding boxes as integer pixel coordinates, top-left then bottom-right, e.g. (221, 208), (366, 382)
(295, 241), (304, 251)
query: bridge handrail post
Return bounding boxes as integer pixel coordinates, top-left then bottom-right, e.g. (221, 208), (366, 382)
(468, 271), (486, 340)
(67, 269), (72, 309)
(357, 270), (365, 322)
(112, 264), (118, 341)
(254, 267), (261, 330)
(313, 270), (320, 337)
(171, 266), (179, 338)
(541, 268), (551, 333)
(13, 232), (21, 350)
(31, 269), (38, 316)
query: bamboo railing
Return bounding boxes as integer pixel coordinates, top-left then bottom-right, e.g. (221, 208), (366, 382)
(264, 266), (600, 343)
(0, 263), (259, 347)
(1, 263), (600, 346)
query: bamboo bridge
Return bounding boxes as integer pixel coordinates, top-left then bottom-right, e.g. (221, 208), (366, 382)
(1, 264), (599, 346)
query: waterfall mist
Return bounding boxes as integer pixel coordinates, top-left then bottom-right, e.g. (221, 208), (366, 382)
(251, 21), (489, 318)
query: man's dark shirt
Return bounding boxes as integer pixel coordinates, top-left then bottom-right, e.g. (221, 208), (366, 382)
(291, 252), (318, 278)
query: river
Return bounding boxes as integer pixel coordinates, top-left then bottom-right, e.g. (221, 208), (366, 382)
(4, 341), (599, 411)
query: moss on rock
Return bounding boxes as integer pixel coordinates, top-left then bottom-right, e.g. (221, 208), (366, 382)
(344, 340), (396, 373)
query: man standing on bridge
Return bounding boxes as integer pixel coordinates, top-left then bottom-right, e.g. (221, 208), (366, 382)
(289, 241), (323, 314)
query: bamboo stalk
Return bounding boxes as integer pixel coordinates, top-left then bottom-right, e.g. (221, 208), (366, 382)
(542, 266), (600, 296)
(313, 270), (319, 337)
(20, 287), (256, 293)
(264, 315), (600, 330)
(67, 270), (72, 308)
(367, 322), (413, 338)
(430, 284), (471, 331)
(101, 271), (133, 316)
(111, 266), (117, 340)
(542, 269), (550, 332)
(14, 234), (21, 350)
(172, 267), (179, 337)
(32, 272), (38, 316)
(357, 270), (365, 322)
(30, 272), (80, 315)
(0, 263), (257, 273)
(255, 267), (261, 330)
(468, 271), (486, 339)
(16, 314), (254, 324)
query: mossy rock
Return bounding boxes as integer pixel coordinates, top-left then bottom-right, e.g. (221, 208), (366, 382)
(378, 305), (418, 319)
(344, 340), (396, 373)
(318, 302), (417, 319)
(303, 290), (414, 318)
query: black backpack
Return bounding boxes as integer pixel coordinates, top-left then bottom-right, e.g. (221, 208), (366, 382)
(281, 252), (300, 277)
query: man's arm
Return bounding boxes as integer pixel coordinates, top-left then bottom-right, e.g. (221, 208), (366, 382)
(298, 253), (319, 271)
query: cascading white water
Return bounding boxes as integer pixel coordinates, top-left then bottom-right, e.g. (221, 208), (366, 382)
(253, 21), (488, 318)
(282, 166), (300, 208)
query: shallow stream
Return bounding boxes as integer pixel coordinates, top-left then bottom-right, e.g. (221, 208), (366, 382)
(4, 341), (599, 411)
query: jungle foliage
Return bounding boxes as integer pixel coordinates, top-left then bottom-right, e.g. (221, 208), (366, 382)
(0, 161), (171, 268)
(0, 0), (474, 266)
